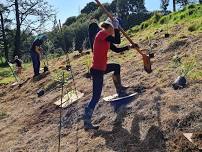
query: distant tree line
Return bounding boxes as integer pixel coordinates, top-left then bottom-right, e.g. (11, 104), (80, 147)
(0, 0), (201, 64)
(0, 0), (54, 63)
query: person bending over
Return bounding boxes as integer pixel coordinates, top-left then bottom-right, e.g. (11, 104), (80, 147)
(30, 34), (47, 78)
(13, 55), (23, 75)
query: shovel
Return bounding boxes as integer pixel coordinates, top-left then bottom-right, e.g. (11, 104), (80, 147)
(95, 0), (152, 73)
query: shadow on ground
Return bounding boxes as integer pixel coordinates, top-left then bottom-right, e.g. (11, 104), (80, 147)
(93, 105), (166, 152)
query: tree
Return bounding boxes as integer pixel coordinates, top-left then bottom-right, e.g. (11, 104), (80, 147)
(110, 0), (118, 14)
(176, 0), (194, 7)
(128, 0), (146, 13)
(7, 0), (54, 57)
(0, 4), (10, 61)
(199, 0), (202, 4)
(117, 0), (146, 17)
(173, 0), (176, 12)
(14, 0), (20, 57)
(161, 0), (169, 13)
(63, 16), (76, 26)
(81, 2), (98, 14)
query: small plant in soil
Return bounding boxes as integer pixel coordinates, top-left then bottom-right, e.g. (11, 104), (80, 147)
(172, 53), (182, 68)
(52, 69), (70, 83)
(0, 111), (8, 120)
(179, 56), (197, 77)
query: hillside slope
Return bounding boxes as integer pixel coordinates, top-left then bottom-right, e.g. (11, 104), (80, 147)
(0, 4), (202, 152)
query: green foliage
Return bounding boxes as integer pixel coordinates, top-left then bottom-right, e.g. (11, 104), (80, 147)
(140, 22), (149, 30)
(161, 0), (169, 12)
(188, 22), (202, 32)
(130, 4), (202, 34)
(81, 2), (98, 14)
(188, 70), (202, 80)
(0, 65), (15, 84)
(176, 0), (195, 7)
(51, 69), (70, 83)
(152, 13), (162, 23)
(179, 56), (197, 77)
(188, 24), (197, 31)
(47, 0), (151, 53)
(172, 54), (182, 68)
(159, 16), (169, 24)
(63, 16), (76, 26)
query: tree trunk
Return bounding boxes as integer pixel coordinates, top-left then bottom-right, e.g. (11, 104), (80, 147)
(0, 11), (8, 61)
(14, 0), (21, 58)
(173, 0), (176, 12)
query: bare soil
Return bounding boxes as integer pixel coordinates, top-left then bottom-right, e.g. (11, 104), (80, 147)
(0, 32), (201, 152)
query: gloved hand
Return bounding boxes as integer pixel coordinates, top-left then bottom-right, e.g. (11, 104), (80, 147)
(128, 43), (139, 49)
(112, 18), (119, 29)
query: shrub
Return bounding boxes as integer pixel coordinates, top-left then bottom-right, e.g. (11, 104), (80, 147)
(180, 14), (186, 19)
(152, 13), (162, 23)
(187, 4), (196, 9)
(188, 24), (197, 32)
(133, 26), (140, 32)
(188, 10), (194, 16)
(159, 16), (168, 24)
(173, 16), (179, 21)
(180, 56), (197, 77)
(140, 22), (149, 30)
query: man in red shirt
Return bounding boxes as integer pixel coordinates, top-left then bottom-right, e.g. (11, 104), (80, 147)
(84, 18), (139, 130)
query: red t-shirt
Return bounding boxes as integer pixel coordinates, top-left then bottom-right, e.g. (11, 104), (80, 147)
(92, 30), (110, 71)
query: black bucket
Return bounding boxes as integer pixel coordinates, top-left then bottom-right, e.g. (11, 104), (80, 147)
(37, 89), (45, 97)
(172, 76), (187, 90)
(44, 66), (49, 72)
(66, 65), (71, 71)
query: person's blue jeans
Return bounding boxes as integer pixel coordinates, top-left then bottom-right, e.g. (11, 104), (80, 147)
(87, 63), (120, 110)
(31, 51), (40, 76)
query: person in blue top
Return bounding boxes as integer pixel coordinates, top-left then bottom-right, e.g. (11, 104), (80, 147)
(30, 34), (47, 78)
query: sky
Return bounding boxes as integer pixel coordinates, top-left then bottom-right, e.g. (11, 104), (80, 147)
(49, 0), (173, 24)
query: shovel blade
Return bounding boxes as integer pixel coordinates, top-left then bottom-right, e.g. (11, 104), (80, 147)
(143, 54), (152, 73)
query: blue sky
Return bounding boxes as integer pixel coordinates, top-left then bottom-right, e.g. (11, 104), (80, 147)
(49, 0), (173, 24)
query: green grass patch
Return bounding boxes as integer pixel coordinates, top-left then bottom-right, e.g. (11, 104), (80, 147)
(129, 4), (202, 41)
(0, 62), (32, 84)
(0, 66), (15, 84)
(188, 70), (202, 80)
(176, 55), (202, 80)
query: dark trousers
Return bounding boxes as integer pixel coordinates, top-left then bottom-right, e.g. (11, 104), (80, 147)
(31, 51), (40, 76)
(87, 63), (120, 110)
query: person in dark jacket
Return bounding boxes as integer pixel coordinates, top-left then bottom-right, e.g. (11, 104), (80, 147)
(30, 34), (47, 78)
(84, 18), (139, 130)
(13, 55), (23, 75)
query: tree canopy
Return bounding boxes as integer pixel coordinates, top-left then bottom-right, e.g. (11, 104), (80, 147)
(0, 0), (200, 63)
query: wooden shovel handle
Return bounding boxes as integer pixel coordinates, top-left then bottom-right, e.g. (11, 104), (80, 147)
(95, 0), (144, 56)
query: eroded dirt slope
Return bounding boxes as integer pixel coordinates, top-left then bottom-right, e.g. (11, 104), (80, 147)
(0, 31), (201, 152)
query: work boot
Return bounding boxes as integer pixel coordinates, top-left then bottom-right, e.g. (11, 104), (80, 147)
(112, 74), (128, 97)
(83, 107), (99, 131)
